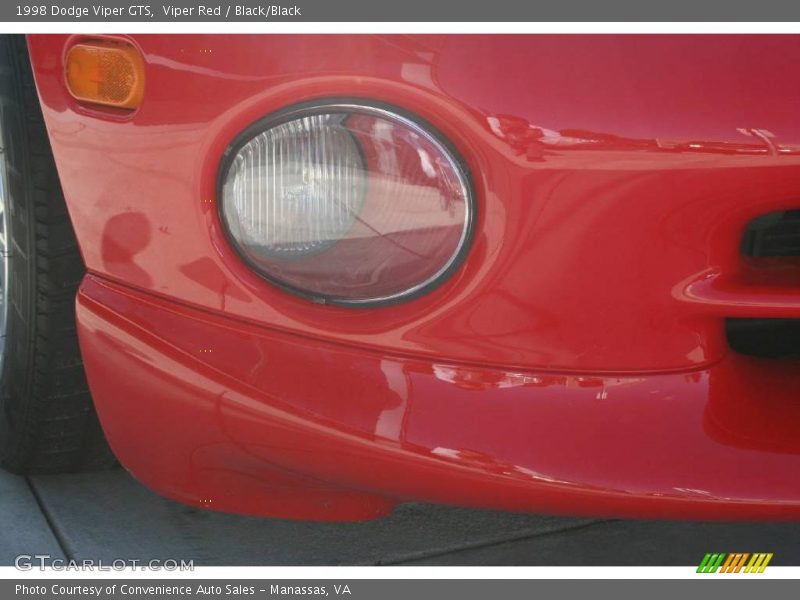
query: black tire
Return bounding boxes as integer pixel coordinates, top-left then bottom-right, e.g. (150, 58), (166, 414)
(0, 35), (115, 473)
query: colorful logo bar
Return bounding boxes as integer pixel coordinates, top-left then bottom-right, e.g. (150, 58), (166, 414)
(697, 553), (773, 573)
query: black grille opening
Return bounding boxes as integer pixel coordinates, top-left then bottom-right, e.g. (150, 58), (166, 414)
(741, 210), (800, 257)
(727, 318), (800, 359)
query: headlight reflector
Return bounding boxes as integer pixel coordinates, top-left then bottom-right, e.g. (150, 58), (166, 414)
(220, 102), (473, 305)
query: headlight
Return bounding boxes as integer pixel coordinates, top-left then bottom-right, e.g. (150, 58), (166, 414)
(219, 101), (474, 306)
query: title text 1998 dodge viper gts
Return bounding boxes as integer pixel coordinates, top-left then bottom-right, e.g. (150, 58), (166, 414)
(0, 34), (798, 521)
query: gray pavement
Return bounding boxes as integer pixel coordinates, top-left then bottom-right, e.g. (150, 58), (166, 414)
(0, 470), (64, 565)
(2, 468), (800, 566)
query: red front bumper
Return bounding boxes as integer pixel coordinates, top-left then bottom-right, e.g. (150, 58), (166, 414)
(29, 34), (800, 520)
(76, 275), (800, 520)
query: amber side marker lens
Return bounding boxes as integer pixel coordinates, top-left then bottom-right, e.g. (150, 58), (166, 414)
(65, 41), (145, 110)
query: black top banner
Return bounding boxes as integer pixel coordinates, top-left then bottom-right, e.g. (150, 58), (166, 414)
(5, 0), (800, 22)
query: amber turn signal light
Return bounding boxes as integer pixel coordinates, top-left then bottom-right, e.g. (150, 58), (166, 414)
(65, 41), (145, 110)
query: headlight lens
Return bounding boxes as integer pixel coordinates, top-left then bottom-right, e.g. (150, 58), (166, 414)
(220, 103), (473, 305)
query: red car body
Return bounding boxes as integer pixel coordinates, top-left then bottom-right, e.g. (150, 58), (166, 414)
(26, 34), (800, 521)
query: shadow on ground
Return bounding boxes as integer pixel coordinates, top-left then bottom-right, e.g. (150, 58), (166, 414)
(1, 468), (798, 566)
